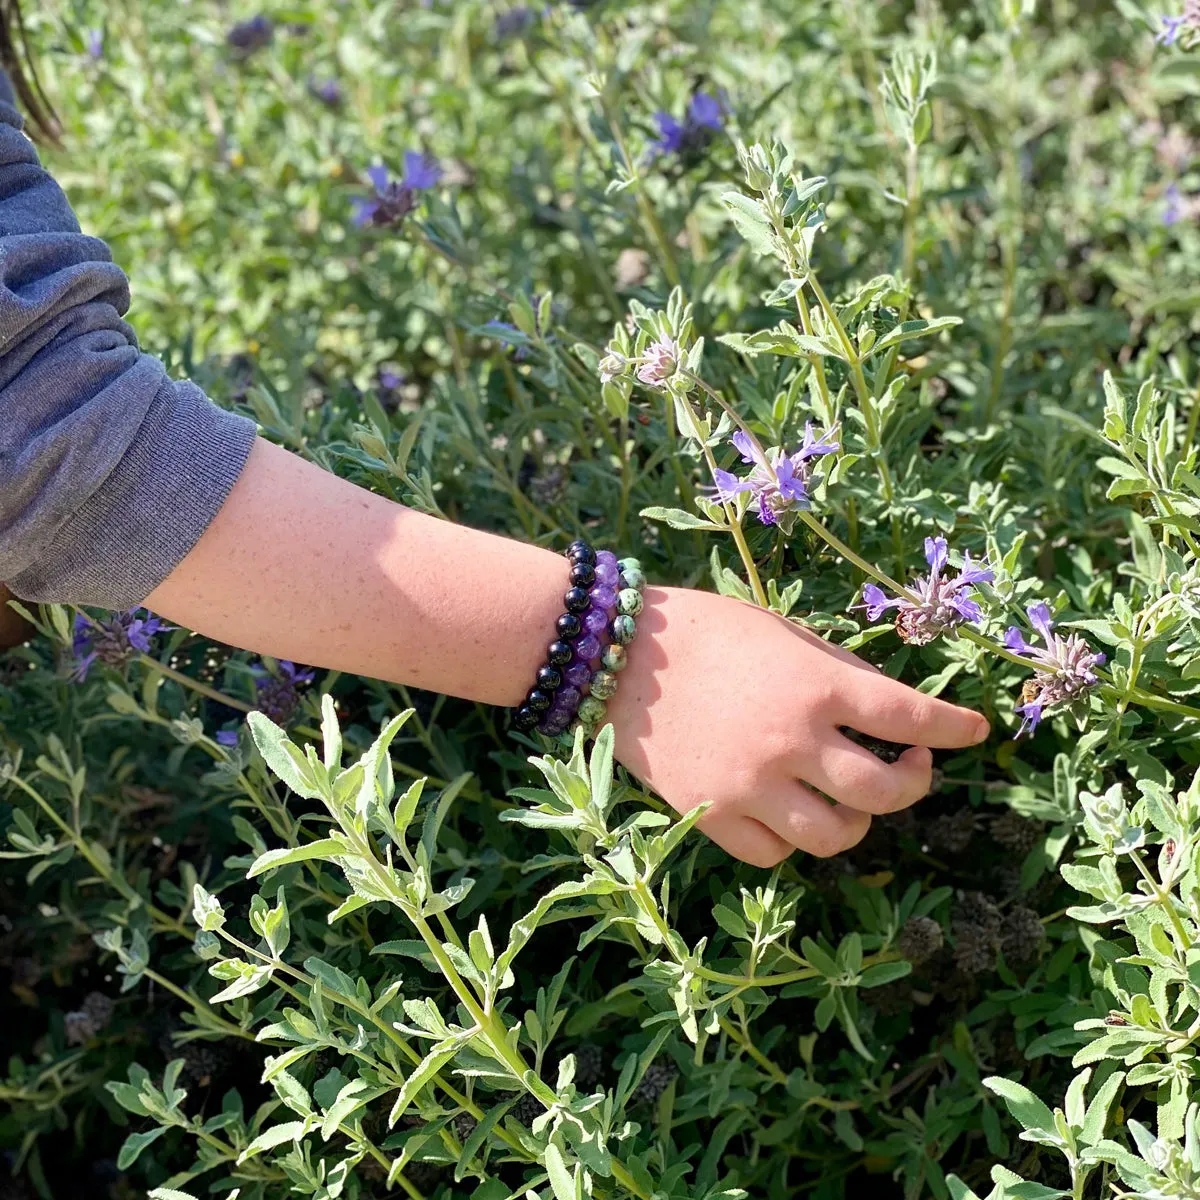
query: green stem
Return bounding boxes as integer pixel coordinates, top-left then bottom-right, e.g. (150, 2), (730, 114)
(674, 389), (768, 607)
(137, 654), (254, 713)
(1128, 849), (1191, 949)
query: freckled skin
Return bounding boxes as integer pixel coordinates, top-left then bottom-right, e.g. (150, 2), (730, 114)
(148, 438), (988, 867)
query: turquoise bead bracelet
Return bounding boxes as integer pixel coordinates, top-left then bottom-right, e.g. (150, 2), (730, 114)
(565, 557), (646, 743)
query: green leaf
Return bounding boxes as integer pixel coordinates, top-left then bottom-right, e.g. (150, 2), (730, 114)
(117, 1126), (169, 1171)
(387, 1036), (467, 1126)
(247, 839), (344, 878)
(639, 505), (723, 531)
(859, 961), (912, 988)
(984, 1077), (1056, 1135)
(238, 1120), (309, 1163)
(544, 1141), (579, 1200)
(720, 192), (777, 258)
(871, 316), (961, 352)
(248, 713), (323, 799)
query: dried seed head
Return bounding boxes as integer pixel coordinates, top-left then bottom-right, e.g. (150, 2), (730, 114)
(898, 916), (944, 964)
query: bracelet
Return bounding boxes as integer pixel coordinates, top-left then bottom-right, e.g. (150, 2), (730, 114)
(510, 542), (646, 740)
(511, 540), (613, 735)
(570, 556), (645, 741)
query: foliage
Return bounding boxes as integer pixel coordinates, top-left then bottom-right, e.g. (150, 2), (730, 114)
(5, 0), (1200, 1198)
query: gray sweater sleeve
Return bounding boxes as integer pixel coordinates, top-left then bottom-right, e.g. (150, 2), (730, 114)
(0, 100), (256, 609)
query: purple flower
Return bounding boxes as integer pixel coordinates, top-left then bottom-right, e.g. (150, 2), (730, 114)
(711, 424), (839, 529)
(227, 15), (273, 57)
(1004, 603), (1105, 736)
(650, 91), (724, 161)
(85, 29), (104, 61)
(495, 7), (537, 38)
(216, 729), (240, 747)
(353, 154), (441, 229)
(70, 610), (169, 682)
(855, 536), (994, 645)
(636, 337), (680, 387)
(1164, 182), (1185, 226)
(307, 76), (343, 107)
(379, 367), (404, 391)
(1157, 13), (1187, 43)
(250, 660), (316, 725)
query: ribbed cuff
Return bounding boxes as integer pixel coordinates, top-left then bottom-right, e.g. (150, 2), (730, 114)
(10, 376), (256, 608)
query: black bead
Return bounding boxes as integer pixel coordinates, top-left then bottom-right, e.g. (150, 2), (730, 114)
(512, 705), (540, 731)
(566, 539), (596, 565)
(547, 640), (574, 666)
(564, 586), (591, 613)
(569, 561), (597, 589)
(556, 612), (583, 640)
(536, 665), (563, 691)
(527, 688), (553, 713)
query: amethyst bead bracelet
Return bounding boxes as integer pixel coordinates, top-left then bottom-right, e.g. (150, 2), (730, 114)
(565, 556), (645, 743)
(511, 540), (621, 735)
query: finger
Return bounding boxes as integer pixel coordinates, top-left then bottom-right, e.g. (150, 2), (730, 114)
(837, 671), (989, 749)
(701, 813), (792, 868)
(798, 738), (934, 815)
(754, 784), (872, 858)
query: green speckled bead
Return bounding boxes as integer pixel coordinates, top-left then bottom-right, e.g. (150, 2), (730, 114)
(577, 696), (607, 726)
(616, 587), (643, 617)
(601, 643), (627, 672)
(619, 564), (646, 592)
(589, 670), (619, 700)
(617, 557), (642, 575)
(610, 614), (638, 645)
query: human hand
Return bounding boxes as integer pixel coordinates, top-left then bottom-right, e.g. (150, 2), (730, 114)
(606, 586), (989, 866)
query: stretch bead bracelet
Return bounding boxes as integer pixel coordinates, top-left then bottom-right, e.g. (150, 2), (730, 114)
(568, 555), (644, 742)
(510, 542), (646, 740)
(510, 540), (611, 735)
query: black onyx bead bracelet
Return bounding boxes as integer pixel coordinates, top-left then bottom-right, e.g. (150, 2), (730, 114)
(510, 540), (646, 740)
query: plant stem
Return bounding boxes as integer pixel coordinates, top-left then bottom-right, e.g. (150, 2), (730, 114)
(673, 389), (768, 607)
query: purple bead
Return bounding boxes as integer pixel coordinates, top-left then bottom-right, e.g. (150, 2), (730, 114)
(596, 549), (618, 571)
(594, 561), (619, 588)
(583, 606), (609, 635)
(589, 585), (617, 611)
(564, 660), (592, 689)
(552, 685), (582, 716)
(575, 634), (601, 661)
(538, 710), (569, 736)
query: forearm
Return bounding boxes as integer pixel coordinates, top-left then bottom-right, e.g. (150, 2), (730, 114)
(145, 438), (572, 708)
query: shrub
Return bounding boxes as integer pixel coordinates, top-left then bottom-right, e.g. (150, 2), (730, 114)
(5, 1), (1200, 1198)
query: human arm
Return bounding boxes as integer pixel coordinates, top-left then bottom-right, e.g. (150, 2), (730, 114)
(148, 438), (989, 866)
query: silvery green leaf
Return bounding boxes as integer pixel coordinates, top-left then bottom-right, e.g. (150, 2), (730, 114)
(247, 838), (344, 878)
(248, 712), (324, 800)
(639, 505), (723, 531)
(237, 1119), (309, 1163)
(388, 1035), (470, 1127)
(1113, 826), (1146, 855)
(117, 1127), (170, 1170)
(721, 192), (777, 258)
(984, 1077), (1057, 1136)
(192, 883), (226, 931)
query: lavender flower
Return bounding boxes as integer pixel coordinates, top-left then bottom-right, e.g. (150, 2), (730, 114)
(227, 15), (273, 57)
(636, 337), (680, 388)
(1157, 13), (1187, 44)
(1164, 182), (1185, 226)
(857, 537), (994, 646)
(353, 153), (441, 228)
(250, 660), (316, 725)
(1004, 602), (1105, 736)
(711, 425), (839, 529)
(85, 29), (104, 61)
(495, 7), (537, 39)
(650, 92), (724, 162)
(216, 729), (240, 747)
(307, 76), (343, 107)
(71, 610), (168, 682)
